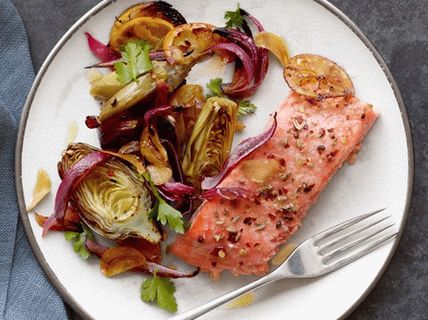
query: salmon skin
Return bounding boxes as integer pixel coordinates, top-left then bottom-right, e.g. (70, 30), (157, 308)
(171, 93), (378, 278)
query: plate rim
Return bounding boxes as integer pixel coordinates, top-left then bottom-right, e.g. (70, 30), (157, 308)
(14, 1), (414, 319)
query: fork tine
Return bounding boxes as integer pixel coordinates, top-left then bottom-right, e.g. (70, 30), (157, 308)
(321, 223), (395, 263)
(312, 208), (386, 246)
(318, 215), (391, 254)
(325, 231), (397, 270)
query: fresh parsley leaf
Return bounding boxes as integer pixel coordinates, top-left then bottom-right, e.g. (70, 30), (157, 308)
(148, 199), (159, 220)
(64, 222), (93, 260)
(206, 78), (257, 116)
(115, 40), (153, 85)
(142, 172), (185, 234)
(141, 277), (157, 302)
(157, 199), (185, 234)
(141, 275), (177, 312)
(141, 274), (177, 312)
(114, 60), (132, 85)
(64, 231), (79, 241)
(72, 236), (90, 260)
(225, 4), (245, 29)
(206, 78), (225, 98)
(81, 222), (94, 240)
(238, 100), (257, 116)
(155, 278), (177, 312)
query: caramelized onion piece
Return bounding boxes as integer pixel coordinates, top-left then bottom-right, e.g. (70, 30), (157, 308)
(100, 246), (147, 277)
(98, 244), (198, 278)
(140, 125), (169, 168)
(284, 54), (354, 99)
(146, 164), (172, 186)
(254, 31), (289, 66)
(101, 150), (146, 174)
(118, 237), (162, 263)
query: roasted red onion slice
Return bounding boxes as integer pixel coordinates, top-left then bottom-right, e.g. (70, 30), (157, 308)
(143, 81), (172, 126)
(214, 28), (258, 65)
(158, 182), (196, 201)
(235, 9), (269, 97)
(231, 47), (269, 97)
(99, 115), (144, 149)
(85, 32), (119, 63)
(154, 81), (169, 108)
(161, 139), (184, 183)
(144, 105), (173, 127)
(40, 215), (58, 236)
(212, 27), (269, 98)
(85, 239), (108, 258)
(210, 42), (254, 88)
(145, 262), (199, 278)
(85, 116), (100, 129)
(243, 11), (266, 32)
(201, 113), (277, 190)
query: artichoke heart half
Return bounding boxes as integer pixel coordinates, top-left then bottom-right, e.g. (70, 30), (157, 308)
(59, 143), (161, 243)
(182, 97), (237, 186)
(99, 61), (194, 121)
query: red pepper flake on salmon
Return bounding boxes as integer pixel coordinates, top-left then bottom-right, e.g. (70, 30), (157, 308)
(171, 93), (378, 278)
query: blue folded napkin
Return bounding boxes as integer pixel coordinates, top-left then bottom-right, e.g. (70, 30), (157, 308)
(0, 0), (67, 319)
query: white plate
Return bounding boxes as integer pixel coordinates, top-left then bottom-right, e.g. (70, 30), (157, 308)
(16, 0), (413, 319)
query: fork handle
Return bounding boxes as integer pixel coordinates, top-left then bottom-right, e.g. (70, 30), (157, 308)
(170, 271), (282, 320)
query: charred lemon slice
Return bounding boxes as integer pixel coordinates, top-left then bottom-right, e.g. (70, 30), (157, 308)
(163, 23), (222, 65)
(110, 1), (186, 39)
(284, 54), (354, 99)
(109, 17), (174, 51)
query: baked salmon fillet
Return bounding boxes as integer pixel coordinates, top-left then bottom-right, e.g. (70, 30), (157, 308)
(171, 93), (378, 277)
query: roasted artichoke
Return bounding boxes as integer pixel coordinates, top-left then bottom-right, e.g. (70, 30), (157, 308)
(59, 143), (161, 243)
(169, 84), (205, 158)
(99, 61), (194, 121)
(182, 97), (237, 186)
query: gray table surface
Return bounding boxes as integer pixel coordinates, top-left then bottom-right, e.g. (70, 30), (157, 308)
(11, 0), (427, 319)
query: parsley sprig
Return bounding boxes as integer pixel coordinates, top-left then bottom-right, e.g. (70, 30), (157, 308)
(115, 40), (153, 85)
(206, 78), (225, 98)
(238, 100), (257, 115)
(206, 78), (257, 116)
(64, 222), (94, 260)
(141, 273), (177, 312)
(225, 3), (245, 29)
(143, 172), (185, 234)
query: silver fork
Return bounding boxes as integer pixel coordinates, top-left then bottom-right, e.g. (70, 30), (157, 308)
(171, 208), (396, 320)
